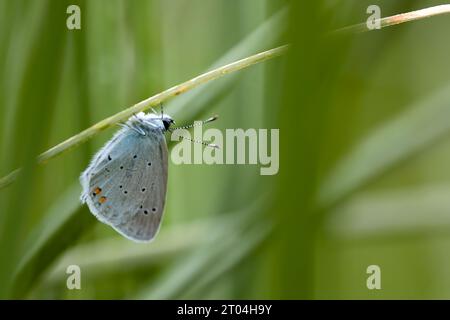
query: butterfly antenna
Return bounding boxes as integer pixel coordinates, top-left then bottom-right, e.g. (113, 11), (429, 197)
(172, 115), (218, 130)
(168, 114), (219, 148)
(170, 132), (219, 149)
(160, 103), (164, 120)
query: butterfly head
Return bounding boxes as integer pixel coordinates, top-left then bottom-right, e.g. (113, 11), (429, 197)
(161, 114), (175, 131)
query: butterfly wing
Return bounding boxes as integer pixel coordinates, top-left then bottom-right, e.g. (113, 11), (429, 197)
(112, 131), (168, 242)
(80, 127), (168, 242)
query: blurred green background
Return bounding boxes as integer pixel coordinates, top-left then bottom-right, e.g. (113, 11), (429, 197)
(1, 0), (450, 299)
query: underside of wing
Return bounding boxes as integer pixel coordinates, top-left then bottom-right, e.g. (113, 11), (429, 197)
(81, 128), (168, 242)
(112, 132), (168, 242)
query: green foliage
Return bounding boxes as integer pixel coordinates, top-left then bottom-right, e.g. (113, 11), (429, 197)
(1, 0), (450, 299)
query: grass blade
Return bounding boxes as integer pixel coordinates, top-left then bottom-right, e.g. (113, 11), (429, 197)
(328, 184), (450, 240)
(41, 219), (212, 287)
(179, 222), (271, 299)
(135, 197), (268, 299)
(167, 7), (287, 120)
(12, 183), (94, 298)
(0, 45), (288, 190)
(319, 83), (450, 209)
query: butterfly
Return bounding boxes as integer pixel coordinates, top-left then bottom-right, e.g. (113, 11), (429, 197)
(80, 108), (217, 242)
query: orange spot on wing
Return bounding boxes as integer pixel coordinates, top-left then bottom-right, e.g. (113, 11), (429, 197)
(93, 187), (102, 196)
(99, 196), (107, 204)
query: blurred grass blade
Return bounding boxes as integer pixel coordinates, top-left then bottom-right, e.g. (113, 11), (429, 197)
(42, 219), (213, 286)
(0, 0), (69, 298)
(0, 168), (20, 189)
(179, 222), (271, 299)
(11, 183), (94, 298)
(135, 196), (268, 299)
(327, 184), (450, 240)
(167, 6), (287, 120)
(319, 83), (450, 209)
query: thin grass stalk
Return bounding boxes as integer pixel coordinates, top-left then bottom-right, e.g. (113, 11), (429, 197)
(0, 45), (288, 189)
